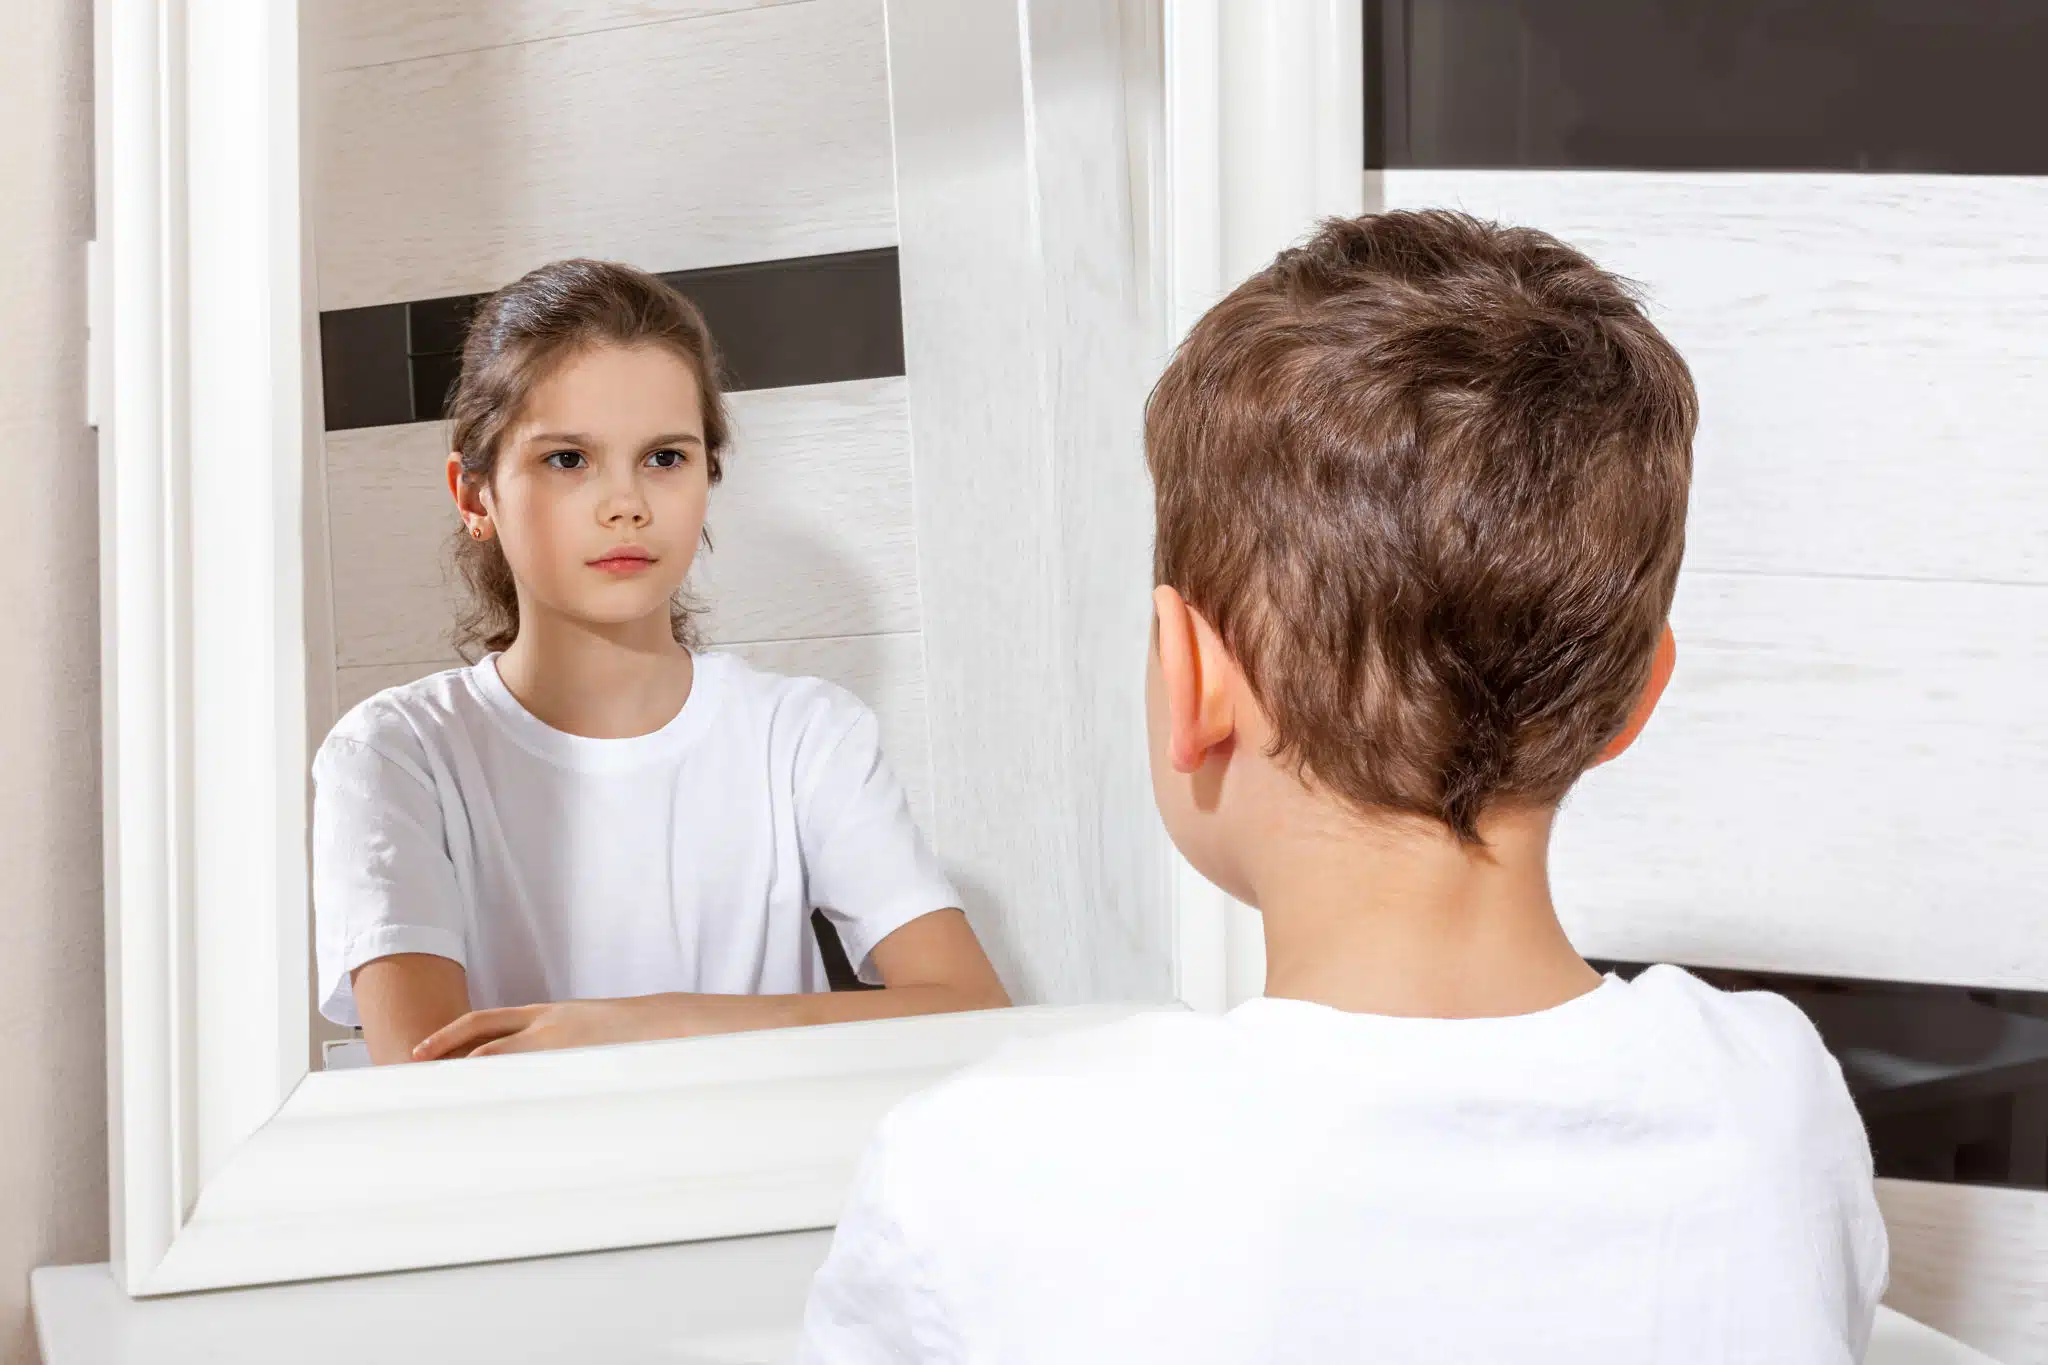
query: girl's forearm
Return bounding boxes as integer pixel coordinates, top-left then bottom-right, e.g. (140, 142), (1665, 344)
(787, 979), (1012, 1029)
(642, 980), (1011, 1040)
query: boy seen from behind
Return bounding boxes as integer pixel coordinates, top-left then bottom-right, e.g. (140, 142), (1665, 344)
(798, 211), (1887, 1365)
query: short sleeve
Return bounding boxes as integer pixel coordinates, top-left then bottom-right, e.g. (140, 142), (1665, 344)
(1806, 1040), (1891, 1360)
(795, 692), (960, 984)
(797, 1116), (967, 1364)
(311, 731), (468, 1026)
(1725, 982), (1893, 1362)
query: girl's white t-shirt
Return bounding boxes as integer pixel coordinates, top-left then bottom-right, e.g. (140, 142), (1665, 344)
(311, 651), (958, 1027)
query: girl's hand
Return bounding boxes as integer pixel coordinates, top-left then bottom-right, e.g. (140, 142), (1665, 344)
(412, 996), (675, 1061)
(406, 914), (1009, 1061)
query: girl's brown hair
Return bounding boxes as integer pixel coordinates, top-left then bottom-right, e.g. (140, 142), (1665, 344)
(446, 258), (731, 659)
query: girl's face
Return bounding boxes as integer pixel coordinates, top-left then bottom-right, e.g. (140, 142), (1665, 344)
(454, 342), (711, 642)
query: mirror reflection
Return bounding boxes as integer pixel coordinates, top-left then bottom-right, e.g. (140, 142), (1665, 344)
(314, 265), (1009, 1066)
(304, 4), (1014, 1068)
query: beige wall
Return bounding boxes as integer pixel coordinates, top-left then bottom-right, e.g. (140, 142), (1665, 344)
(0, 0), (109, 1359)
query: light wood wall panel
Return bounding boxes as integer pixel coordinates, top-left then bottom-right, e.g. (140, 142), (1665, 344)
(304, 0), (807, 72)
(1553, 571), (2048, 991)
(333, 629), (934, 832)
(308, 0), (895, 310)
(1878, 1178), (2048, 1364)
(321, 377), (918, 669)
(1371, 171), (2048, 992)
(1379, 171), (2048, 587)
(1384, 171), (2048, 1357)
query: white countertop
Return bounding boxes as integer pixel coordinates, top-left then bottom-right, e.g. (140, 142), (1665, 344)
(34, 1229), (2002, 1364)
(32, 1230), (833, 1365)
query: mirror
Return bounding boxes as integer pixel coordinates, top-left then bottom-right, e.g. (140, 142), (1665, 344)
(94, 0), (1364, 1296)
(297, 0), (1178, 1071)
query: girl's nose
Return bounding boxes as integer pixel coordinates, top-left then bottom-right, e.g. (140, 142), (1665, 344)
(599, 490), (651, 527)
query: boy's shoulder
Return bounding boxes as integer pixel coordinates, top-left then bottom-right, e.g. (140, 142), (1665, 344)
(1624, 964), (1848, 1094)
(1626, 965), (1870, 1156)
(895, 968), (1847, 1099)
(871, 970), (1862, 1193)
(905, 1006), (1236, 1105)
(866, 1006), (1259, 1179)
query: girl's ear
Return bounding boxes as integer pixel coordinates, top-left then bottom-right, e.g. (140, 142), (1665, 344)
(447, 452), (490, 523)
(1597, 623), (1677, 765)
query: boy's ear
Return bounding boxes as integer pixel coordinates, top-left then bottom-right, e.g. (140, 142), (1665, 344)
(1153, 585), (1239, 774)
(1597, 623), (1677, 765)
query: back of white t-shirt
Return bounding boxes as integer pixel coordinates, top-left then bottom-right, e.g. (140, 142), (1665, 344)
(312, 652), (958, 1026)
(799, 966), (1888, 1365)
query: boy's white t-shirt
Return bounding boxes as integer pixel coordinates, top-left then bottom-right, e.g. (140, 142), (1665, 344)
(799, 966), (1889, 1365)
(312, 651), (958, 1026)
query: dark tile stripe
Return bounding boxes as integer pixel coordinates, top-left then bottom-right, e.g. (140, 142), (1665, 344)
(1596, 960), (2048, 1190)
(317, 303), (411, 434)
(1368, 0), (2048, 174)
(319, 248), (904, 433)
(680, 249), (905, 394)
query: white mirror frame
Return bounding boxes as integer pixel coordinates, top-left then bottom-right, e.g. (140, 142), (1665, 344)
(93, 0), (1359, 1296)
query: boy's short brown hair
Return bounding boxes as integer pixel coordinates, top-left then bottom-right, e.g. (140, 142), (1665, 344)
(1146, 210), (1695, 842)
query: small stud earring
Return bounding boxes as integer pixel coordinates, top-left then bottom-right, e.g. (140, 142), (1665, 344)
(470, 526), (484, 540)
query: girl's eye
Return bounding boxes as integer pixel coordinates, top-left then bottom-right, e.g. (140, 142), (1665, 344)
(545, 450), (588, 471)
(647, 448), (689, 470)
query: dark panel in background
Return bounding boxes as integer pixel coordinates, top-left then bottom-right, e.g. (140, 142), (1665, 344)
(813, 910), (880, 993)
(1365, 0), (2048, 173)
(320, 248), (905, 432)
(1598, 961), (2048, 1191)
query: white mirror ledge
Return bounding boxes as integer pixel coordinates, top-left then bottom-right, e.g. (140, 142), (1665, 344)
(119, 1002), (1157, 1294)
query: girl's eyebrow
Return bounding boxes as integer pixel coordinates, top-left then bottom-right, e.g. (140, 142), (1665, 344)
(519, 430), (704, 448)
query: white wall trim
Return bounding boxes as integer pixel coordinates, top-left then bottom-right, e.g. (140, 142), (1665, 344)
(97, 0), (314, 1289)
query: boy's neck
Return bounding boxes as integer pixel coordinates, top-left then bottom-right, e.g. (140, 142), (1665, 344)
(1253, 804), (1602, 1019)
(495, 608), (694, 740)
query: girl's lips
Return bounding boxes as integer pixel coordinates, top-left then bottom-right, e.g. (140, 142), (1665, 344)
(589, 552), (657, 575)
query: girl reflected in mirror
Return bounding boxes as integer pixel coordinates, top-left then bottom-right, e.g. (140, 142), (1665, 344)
(311, 259), (1008, 1065)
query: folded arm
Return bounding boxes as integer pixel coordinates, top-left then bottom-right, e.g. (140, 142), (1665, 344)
(412, 908), (1009, 1061)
